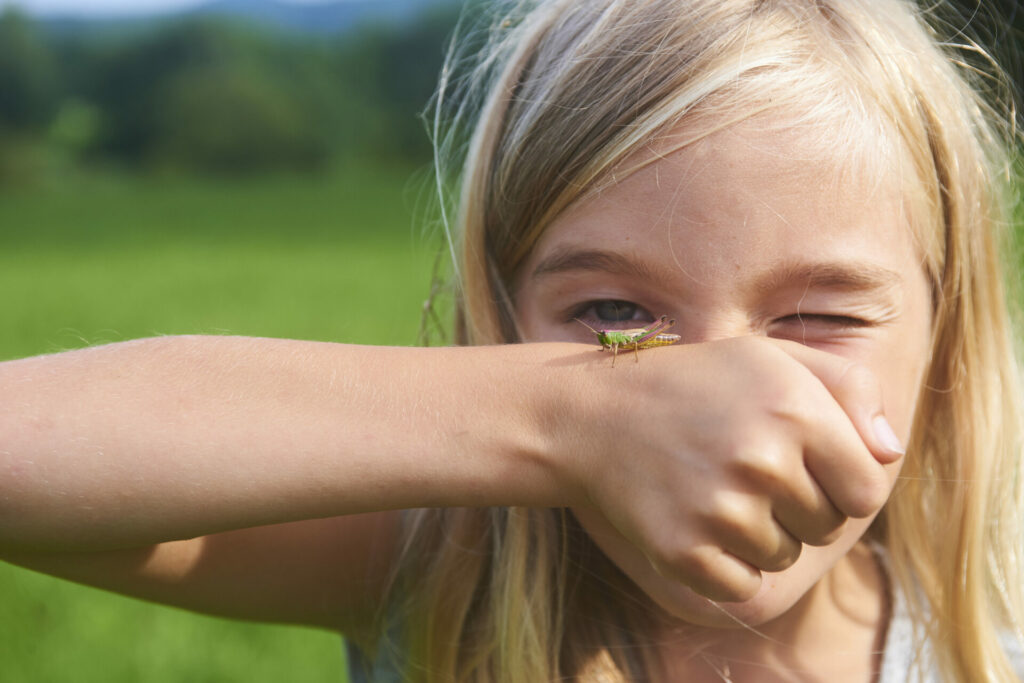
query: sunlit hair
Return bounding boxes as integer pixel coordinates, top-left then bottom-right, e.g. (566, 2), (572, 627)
(389, 0), (1024, 680)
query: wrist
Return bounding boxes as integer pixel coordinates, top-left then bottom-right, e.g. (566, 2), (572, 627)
(502, 342), (596, 509)
(423, 343), (590, 510)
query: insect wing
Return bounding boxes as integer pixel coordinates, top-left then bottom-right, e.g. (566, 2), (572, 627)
(598, 317), (676, 346)
(633, 316), (675, 344)
(613, 327), (649, 340)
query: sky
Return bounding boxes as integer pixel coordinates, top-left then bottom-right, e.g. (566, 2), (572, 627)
(0, 0), (340, 17)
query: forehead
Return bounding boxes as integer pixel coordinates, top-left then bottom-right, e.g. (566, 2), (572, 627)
(525, 117), (913, 279)
(510, 118), (928, 316)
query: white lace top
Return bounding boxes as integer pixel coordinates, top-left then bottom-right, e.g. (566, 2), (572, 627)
(878, 572), (1024, 682)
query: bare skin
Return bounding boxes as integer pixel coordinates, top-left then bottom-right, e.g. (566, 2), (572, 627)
(516, 117), (931, 678)
(0, 118), (929, 680)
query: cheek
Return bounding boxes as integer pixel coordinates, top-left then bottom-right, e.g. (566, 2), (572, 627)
(513, 286), (550, 343)
(877, 312), (933, 443)
(881, 354), (927, 445)
(888, 269), (935, 440)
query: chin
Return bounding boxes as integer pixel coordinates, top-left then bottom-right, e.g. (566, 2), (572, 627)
(638, 565), (822, 628)
(572, 507), (870, 630)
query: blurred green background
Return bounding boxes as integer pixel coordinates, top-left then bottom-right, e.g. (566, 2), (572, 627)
(0, 0), (1020, 681)
(0, 0), (462, 680)
(0, 162), (429, 683)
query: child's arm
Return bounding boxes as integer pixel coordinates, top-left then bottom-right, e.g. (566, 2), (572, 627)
(0, 335), (901, 628)
(0, 336), (568, 636)
(1, 513), (401, 640)
(0, 336), (565, 552)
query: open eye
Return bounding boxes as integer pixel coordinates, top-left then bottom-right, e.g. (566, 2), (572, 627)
(572, 300), (654, 327)
(594, 300), (642, 322)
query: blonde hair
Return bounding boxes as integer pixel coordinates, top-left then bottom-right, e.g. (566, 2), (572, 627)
(390, 1), (1024, 680)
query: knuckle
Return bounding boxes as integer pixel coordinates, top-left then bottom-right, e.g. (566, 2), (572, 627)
(732, 445), (792, 492)
(835, 360), (879, 400)
(762, 538), (802, 572)
(680, 546), (717, 581)
(650, 542), (709, 584)
(704, 491), (756, 538)
(792, 515), (845, 547)
(768, 387), (816, 429)
(777, 495), (849, 547)
(704, 493), (803, 573)
(809, 518), (849, 546)
(646, 528), (699, 576)
(699, 572), (762, 603)
(671, 548), (762, 603)
(843, 470), (891, 518)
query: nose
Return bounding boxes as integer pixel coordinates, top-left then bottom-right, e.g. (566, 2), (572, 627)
(675, 311), (755, 345)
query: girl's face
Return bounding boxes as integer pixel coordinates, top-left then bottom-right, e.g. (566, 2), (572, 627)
(514, 117), (933, 627)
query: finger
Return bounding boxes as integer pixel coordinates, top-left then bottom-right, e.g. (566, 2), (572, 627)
(698, 488), (803, 572)
(744, 345), (894, 519)
(648, 543), (763, 603)
(771, 475), (847, 547)
(733, 443), (848, 546)
(801, 403), (893, 519)
(720, 517), (803, 573)
(771, 340), (905, 464)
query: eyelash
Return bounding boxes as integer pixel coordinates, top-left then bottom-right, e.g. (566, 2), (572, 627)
(777, 313), (871, 328)
(567, 299), (654, 327)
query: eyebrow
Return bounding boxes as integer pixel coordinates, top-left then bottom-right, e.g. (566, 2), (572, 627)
(531, 247), (677, 287)
(753, 260), (903, 295)
(531, 246), (903, 295)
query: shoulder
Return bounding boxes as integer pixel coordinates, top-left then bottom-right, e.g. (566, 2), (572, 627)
(1007, 637), (1024, 676)
(879, 564), (1024, 682)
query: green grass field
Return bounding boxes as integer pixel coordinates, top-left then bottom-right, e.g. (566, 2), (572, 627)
(0, 163), (441, 682)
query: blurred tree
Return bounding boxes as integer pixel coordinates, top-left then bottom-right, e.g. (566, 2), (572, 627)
(0, 8), (58, 131)
(339, 5), (461, 161)
(151, 63), (329, 173)
(0, 8), (61, 184)
(89, 21), (258, 164)
(0, 3), (472, 178)
(84, 19), (374, 173)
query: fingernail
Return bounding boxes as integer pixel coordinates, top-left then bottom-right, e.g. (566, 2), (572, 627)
(872, 415), (905, 457)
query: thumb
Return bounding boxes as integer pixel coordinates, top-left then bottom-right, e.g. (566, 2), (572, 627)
(772, 340), (906, 464)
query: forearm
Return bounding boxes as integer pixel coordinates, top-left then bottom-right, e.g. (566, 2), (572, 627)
(0, 336), (575, 552)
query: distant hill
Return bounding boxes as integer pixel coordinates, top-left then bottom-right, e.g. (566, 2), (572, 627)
(39, 0), (461, 37)
(190, 0), (458, 33)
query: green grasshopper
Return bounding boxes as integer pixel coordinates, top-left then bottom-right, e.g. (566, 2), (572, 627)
(575, 315), (680, 365)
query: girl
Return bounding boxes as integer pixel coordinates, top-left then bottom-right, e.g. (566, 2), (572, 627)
(1, 0), (1022, 680)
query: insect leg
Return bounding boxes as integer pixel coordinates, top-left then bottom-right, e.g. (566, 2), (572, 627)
(634, 316), (675, 345)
